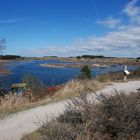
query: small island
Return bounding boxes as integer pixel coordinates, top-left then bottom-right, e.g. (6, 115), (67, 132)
(40, 63), (82, 68)
(40, 63), (109, 68)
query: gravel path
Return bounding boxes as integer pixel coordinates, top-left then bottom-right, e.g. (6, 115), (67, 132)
(0, 80), (140, 140)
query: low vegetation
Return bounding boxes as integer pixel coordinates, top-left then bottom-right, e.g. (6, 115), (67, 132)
(0, 63), (140, 119)
(23, 91), (140, 140)
(96, 67), (140, 82)
(0, 78), (101, 118)
(96, 72), (124, 82)
(78, 65), (92, 79)
(55, 79), (101, 98)
(22, 75), (48, 101)
(0, 94), (29, 118)
(131, 67), (140, 76)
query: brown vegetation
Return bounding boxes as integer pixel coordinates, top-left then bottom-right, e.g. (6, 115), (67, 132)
(0, 79), (101, 118)
(0, 94), (29, 118)
(24, 91), (140, 140)
(55, 79), (101, 98)
(96, 67), (140, 83)
(96, 72), (124, 82)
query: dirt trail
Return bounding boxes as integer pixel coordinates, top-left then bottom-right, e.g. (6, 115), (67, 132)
(0, 80), (140, 140)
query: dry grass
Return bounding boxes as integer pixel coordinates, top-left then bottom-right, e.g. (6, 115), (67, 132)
(0, 79), (102, 118)
(96, 72), (124, 83)
(0, 91), (58, 119)
(0, 94), (56, 119)
(55, 79), (102, 98)
(96, 67), (140, 83)
(0, 94), (30, 118)
(23, 91), (140, 140)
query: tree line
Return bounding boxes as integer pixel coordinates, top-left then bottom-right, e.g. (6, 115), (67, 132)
(76, 55), (115, 59)
(0, 55), (21, 60)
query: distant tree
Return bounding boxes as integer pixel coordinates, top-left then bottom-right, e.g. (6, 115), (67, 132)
(81, 55), (104, 59)
(1, 55), (21, 60)
(79, 65), (92, 79)
(76, 56), (81, 59)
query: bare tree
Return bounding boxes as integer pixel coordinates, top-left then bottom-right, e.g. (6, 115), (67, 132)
(0, 39), (6, 55)
(0, 39), (7, 89)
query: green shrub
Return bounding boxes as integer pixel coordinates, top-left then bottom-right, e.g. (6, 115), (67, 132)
(79, 65), (92, 79)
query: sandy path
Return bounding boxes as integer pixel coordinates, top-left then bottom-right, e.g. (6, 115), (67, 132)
(0, 80), (140, 140)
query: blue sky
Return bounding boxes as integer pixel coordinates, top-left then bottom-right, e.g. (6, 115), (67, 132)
(0, 0), (140, 57)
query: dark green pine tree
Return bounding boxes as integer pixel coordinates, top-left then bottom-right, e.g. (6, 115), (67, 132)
(79, 65), (92, 79)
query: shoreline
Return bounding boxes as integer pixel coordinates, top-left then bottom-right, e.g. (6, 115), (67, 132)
(40, 63), (109, 68)
(0, 56), (140, 66)
(41, 57), (140, 66)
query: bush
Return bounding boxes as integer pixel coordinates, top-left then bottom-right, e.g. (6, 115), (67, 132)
(93, 92), (140, 139)
(96, 72), (124, 82)
(55, 80), (101, 98)
(36, 91), (140, 140)
(79, 65), (92, 79)
(22, 75), (48, 100)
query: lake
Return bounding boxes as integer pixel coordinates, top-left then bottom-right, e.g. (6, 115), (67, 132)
(0, 60), (138, 89)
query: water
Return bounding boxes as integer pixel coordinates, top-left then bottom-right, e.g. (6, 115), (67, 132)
(0, 60), (138, 89)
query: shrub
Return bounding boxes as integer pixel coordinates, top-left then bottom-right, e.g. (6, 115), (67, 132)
(55, 79), (101, 98)
(79, 65), (92, 79)
(22, 75), (48, 100)
(37, 91), (140, 140)
(93, 92), (140, 139)
(96, 72), (124, 82)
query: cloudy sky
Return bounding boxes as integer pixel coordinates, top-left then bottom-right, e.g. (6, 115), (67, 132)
(0, 0), (140, 57)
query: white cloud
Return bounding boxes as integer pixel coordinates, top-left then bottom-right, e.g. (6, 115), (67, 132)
(0, 18), (29, 24)
(25, 25), (140, 57)
(24, 0), (140, 58)
(123, 0), (140, 17)
(97, 0), (140, 27)
(68, 26), (140, 57)
(123, 0), (140, 24)
(97, 17), (121, 29)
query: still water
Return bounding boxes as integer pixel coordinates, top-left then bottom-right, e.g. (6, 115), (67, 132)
(0, 60), (138, 89)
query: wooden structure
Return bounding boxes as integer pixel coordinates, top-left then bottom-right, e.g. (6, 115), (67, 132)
(11, 83), (27, 95)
